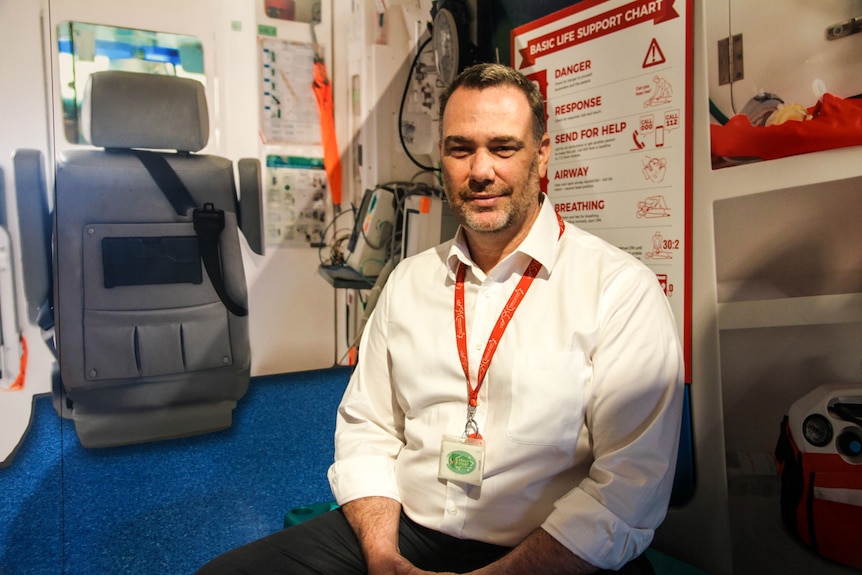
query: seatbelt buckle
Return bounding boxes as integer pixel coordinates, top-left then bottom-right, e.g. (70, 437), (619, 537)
(193, 203), (225, 236)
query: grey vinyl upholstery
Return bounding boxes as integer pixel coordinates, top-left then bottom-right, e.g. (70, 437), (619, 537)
(54, 71), (253, 447)
(82, 71), (208, 151)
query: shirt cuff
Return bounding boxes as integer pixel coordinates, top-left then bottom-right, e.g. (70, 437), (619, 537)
(328, 456), (402, 505)
(541, 489), (654, 571)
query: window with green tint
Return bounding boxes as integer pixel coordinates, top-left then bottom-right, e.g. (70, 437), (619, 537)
(57, 21), (206, 144)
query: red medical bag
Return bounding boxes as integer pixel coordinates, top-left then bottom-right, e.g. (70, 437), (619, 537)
(775, 384), (862, 569)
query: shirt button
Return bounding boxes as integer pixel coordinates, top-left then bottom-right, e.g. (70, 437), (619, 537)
(448, 506), (458, 515)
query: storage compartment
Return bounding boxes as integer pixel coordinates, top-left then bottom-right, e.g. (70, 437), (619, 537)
(713, 175), (862, 574)
(83, 222), (220, 310)
(82, 303), (232, 383)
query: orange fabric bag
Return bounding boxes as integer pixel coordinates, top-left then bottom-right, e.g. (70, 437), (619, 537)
(711, 93), (862, 162)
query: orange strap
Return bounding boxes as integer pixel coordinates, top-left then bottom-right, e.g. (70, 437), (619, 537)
(313, 61), (342, 207)
(3, 336), (27, 392)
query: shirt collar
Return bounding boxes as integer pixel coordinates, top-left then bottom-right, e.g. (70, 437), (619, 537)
(446, 196), (561, 279)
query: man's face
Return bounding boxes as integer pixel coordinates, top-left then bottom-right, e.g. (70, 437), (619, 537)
(439, 85), (550, 237)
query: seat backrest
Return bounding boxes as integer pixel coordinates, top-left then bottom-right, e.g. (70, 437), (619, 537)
(54, 71), (251, 447)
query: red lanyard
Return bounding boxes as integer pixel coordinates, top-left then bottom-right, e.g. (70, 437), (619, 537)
(454, 213), (565, 435)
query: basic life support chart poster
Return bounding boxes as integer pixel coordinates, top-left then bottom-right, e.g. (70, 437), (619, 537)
(513, 0), (693, 376)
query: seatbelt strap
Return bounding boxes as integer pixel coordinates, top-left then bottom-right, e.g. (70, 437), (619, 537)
(193, 203), (248, 317)
(132, 150), (248, 317)
(133, 150), (196, 216)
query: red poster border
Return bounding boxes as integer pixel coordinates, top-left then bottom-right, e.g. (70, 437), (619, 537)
(511, 0), (694, 384)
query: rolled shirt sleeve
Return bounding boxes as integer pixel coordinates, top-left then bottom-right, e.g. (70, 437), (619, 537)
(543, 265), (684, 569)
(327, 275), (405, 505)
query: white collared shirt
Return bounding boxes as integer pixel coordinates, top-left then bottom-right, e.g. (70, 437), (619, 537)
(328, 198), (684, 570)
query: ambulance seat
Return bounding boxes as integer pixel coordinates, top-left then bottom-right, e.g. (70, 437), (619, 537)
(52, 70), (258, 447)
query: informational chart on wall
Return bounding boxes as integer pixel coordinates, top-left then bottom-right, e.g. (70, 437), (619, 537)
(513, 0), (692, 375)
(258, 37), (328, 246)
(264, 155), (328, 247)
(258, 38), (321, 145)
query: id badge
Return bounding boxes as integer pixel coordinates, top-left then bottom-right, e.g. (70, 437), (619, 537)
(438, 434), (485, 486)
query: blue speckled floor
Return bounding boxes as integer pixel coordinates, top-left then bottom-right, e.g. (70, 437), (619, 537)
(0, 367), (351, 575)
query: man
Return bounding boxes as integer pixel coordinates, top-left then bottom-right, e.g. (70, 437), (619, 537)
(197, 62), (683, 574)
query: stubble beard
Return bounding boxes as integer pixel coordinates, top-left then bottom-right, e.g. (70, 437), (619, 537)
(453, 185), (517, 233)
(445, 158), (541, 235)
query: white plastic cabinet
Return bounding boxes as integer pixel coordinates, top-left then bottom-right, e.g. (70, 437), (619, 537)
(656, 1), (862, 573)
(655, 0), (862, 573)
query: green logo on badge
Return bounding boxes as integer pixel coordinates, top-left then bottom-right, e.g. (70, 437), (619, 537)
(446, 450), (477, 475)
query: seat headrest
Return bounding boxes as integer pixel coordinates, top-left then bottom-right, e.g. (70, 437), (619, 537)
(81, 71), (209, 152)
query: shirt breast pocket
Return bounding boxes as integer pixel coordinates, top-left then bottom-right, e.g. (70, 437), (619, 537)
(508, 350), (587, 446)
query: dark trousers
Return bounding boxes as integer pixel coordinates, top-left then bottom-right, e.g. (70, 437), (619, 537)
(195, 509), (654, 574)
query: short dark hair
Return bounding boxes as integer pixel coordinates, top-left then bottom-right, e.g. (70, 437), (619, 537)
(438, 63), (546, 144)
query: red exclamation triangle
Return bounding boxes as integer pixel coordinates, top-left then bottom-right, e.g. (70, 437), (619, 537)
(643, 38), (666, 68)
